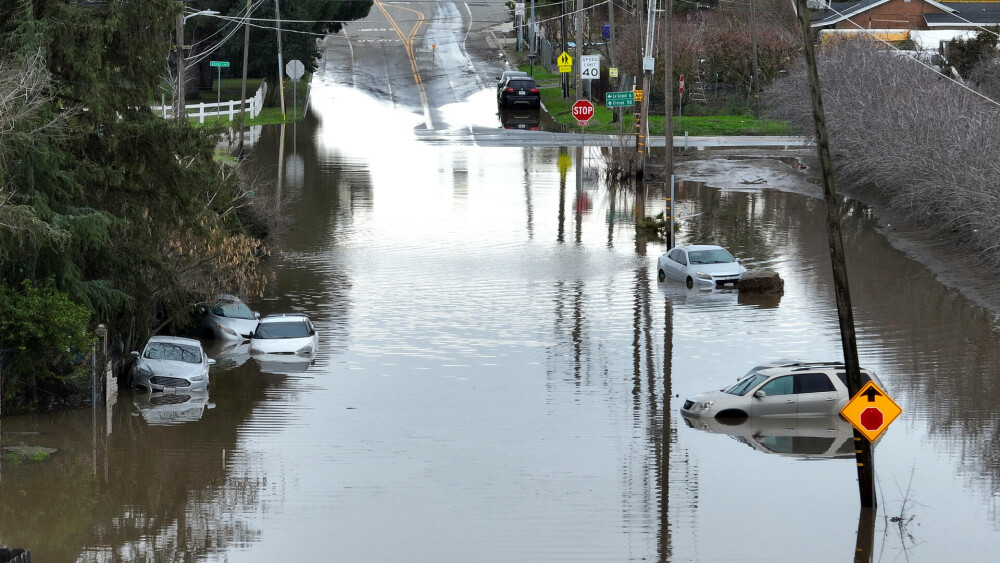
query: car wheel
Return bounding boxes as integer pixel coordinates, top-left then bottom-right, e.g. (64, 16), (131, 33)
(658, 269), (665, 282)
(685, 276), (694, 289)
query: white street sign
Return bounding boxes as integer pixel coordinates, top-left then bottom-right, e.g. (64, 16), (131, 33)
(515, 2), (525, 15)
(286, 59), (305, 82)
(581, 55), (600, 80)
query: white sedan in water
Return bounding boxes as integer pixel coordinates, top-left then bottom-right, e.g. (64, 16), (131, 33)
(132, 336), (214, 392)
(657, 244), (746, 288)
(249, 313), (319, 359)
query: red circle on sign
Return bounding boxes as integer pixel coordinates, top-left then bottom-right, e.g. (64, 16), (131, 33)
(860, 407), (884, 431)
(572, 100), (594, 123)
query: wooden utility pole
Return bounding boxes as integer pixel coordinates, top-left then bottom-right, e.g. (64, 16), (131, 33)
(664, 0), (674, 248)
(275, 0), (287, 118)
(792, 0), (875, 508)
(635, 0), (648, 168)
(575, 0), (583, 98)
(750, 0), (760, 115)
(237, 0), (252, 157)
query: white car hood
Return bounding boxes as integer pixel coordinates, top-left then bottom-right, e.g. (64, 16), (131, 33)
(138, 359), (204, 379)
(250, 335), (315, 354)
(691, 263), (743, 276)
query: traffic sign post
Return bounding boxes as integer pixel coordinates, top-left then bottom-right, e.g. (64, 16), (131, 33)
(572, 99), (594, 127)
(285, 59), (305, 119)
(210, 61), (229, 122)
(581, 55), (599, 81)
(841, 382), (902, 442)
(606, 91), (634, 108)
(678, 74), (685, 129)
(557, 51), (573, 74)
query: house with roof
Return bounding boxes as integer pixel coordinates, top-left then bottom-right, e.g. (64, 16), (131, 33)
(811, 0), (1000, 50)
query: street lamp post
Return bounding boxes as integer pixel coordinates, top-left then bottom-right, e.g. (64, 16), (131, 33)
(174, 8), (219, 121)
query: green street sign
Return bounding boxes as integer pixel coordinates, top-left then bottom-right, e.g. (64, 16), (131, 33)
(606, 91), (635, 107)
(210, 61), (230, 68)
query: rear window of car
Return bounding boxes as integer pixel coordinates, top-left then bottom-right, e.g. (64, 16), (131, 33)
(256, 321), (311, 339)
(508, 80), (537, 90)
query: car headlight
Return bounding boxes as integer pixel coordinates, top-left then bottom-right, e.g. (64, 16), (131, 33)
(217, 323), (239, 336)
(190, 373), (206, 382)
(693, 401), (714, 412)
(695, 271), (713, 281)
(295, 344), (314, 357)
(136, 366), (153, 377)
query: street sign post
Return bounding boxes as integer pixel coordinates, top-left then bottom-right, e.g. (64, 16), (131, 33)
(679, 74), (685, 129)
(285, 59), (305, 119)
(210, 61), (229, 122)
(840, 382), (902, 442)
(557, 51), (573, 73)
(606, 91), (634, 107)
(572, 99), (594, 126)
(581, 55), (599, 80)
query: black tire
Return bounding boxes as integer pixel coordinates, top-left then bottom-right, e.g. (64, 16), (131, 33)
(658, 269), (665, 282)
(685, 276), (694, 289)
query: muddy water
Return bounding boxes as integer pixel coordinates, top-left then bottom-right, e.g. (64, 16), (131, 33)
(2, 117), (1000, 561)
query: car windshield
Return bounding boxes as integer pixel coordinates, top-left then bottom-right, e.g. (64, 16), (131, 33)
(724, 373), (767, 396)
(256, 321), (310, 339)
(688, 249), (735, 265)
(144, 342), (201, 364)
(210, 301), (256, 319)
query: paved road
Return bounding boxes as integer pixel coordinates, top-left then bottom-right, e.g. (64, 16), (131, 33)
(315, 1), (810, 149)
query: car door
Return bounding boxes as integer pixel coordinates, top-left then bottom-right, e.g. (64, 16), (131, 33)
(793, 372), (840, 416)
(664, 249), (687, 281)
(750, 375), (798, 417)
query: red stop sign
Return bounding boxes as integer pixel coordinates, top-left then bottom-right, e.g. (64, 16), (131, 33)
(679, 74), (685, 94)
(572, 100), (594, 124)
(860, 407), (884, 431)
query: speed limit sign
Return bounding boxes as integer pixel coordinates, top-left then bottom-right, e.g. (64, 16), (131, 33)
(580, 55), (600, 80)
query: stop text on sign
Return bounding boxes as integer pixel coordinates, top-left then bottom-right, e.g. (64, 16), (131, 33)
(572, 100), (594, 125)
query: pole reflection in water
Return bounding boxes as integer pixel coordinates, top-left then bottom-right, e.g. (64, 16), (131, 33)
(854, 506), (875, 563)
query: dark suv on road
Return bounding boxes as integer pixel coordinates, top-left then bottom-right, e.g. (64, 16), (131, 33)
(498, 77), (541, 109)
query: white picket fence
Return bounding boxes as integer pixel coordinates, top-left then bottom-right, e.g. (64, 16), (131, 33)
(152, 82), (268, 123)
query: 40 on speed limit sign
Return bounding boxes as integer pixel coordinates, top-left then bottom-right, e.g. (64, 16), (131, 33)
(580, 55), (600, 80)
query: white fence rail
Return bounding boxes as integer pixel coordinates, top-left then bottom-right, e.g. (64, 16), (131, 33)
(152, 82), (268, 123)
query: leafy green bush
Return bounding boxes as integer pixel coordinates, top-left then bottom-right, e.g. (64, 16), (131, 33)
(0, 281), (92, 411)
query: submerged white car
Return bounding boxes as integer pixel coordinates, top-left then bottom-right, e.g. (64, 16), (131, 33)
(657, 244), (746, 288)
(680, 361), (887, 419)
(249, 314), (319, 358)
(132, 336), (214, 392)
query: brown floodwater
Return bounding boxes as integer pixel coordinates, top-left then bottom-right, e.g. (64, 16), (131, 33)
(2, 85), (1000, 562)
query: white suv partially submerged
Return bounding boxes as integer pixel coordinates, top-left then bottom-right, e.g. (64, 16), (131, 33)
(680, 361), (887, 419)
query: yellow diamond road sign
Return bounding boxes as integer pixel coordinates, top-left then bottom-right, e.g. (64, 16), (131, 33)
(840, 381), (902, 442)
(558, 51), (573, 73)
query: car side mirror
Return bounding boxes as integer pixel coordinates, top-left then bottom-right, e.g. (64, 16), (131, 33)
(131, 351), (140, 358)
(207, 359), (216, 366)
(753, 390), (767, 399)
(254, 311), (260, 319)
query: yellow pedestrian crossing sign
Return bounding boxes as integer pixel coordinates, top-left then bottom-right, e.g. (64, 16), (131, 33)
(558, 51), (573, 73)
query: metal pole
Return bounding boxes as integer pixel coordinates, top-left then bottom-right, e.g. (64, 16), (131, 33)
(793, 0), (875, 508)
(238, 0), (251, 156)
(293, 79), (298, 120)
(275, 0), (287, 118)
(575, 0), (583, 99)
(175, 11), (186, 121)
(750, 0), (760, 115)
(665, 0), (674, 200)
(560, 1), (569, 98)
(217, 66), (222, 122)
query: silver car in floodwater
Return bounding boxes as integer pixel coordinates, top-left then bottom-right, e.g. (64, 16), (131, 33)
(195, 293), (260, 342)
(132, 336), (214, 392)
(657, 244), (746, 288)
(680, 361), (887, 419)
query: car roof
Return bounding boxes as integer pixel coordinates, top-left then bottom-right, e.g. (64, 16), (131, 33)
(148, 335), (202, 346)
(259, 313), (311, 323)
(501, 70), (528, 77)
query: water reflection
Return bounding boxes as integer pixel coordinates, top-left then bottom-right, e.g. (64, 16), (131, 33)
(683, 414), (858, 459)
(132, 390), (214, 426)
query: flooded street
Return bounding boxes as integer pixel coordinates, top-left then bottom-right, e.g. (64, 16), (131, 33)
(4, 5), (1000, 560)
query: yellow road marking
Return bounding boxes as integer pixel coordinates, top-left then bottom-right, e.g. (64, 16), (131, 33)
(373, 0), (430, 124)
